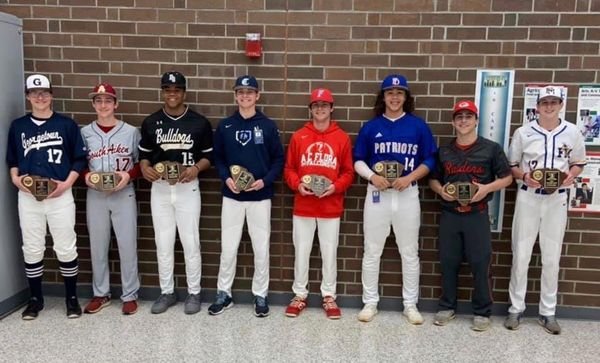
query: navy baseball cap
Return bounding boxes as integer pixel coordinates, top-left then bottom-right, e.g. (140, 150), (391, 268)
(161, 71), (186, 89)
(233, 75), (259, 91)
(381, 74), (409, 91)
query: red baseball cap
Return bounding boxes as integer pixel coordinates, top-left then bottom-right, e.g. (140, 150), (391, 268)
(452, 100), (478, 117)
(310, 88), (334, 105)
(89, 83), (117, 100)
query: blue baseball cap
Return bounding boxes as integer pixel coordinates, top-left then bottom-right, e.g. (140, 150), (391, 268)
(381, 74), (409, 91)
(233, 75), (259, 91)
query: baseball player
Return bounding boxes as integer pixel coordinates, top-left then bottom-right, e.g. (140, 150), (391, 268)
(353, 74), (437, 324)
(283, 88), (354, 319)
(209, 75), (284, 317)
(80, 83), (141, 315)
(139, 71), (213, 315)
(505, 86), (586, 334)
(6, 74), (87, 320)
(429, 100), (512, 331)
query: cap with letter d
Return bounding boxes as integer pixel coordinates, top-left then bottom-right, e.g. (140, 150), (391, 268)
(537, 86), (564, 103)
(89, 82), (117, 100)
(310, 88), (334, 105)
(233, 75), (259, 91)
(380, 74), (409, 92)
(25, 74), (52, 92)
(160, 71), (186, 90)
(452, 100), (478, 118)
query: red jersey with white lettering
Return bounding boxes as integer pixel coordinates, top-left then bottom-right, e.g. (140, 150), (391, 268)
(284, 121), (354, 218)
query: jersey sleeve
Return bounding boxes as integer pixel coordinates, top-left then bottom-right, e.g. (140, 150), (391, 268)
(138, 117), (155, 162)
(418, 121), (437, 171)
(429, 150), (443, 182)
(333, 134), (355, 193)
(569, 128), (587, 166)
(70, 123), (88, 174)
(262, 123), (284, 187)
(283, 133), (301, 191)
(492, 142), (512, 178)
(196, 119), (214, 165)
(507, 128), (523, 167)
(6, 122), (18, 168)
(132, 126), (142, 163)
(353, 122), (370, 163)
(212, 121), (230, 182)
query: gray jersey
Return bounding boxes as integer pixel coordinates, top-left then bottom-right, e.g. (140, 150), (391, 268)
(81, 120), (141, 172)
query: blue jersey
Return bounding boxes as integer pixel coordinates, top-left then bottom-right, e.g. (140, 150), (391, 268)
(6, 112), (87, 180)
(213, 110), (284, 201)
(353, 113), (437, 174)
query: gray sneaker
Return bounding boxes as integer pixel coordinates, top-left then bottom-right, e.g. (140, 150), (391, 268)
(184, 293), (202, 315)
(538, 315), (561, 335)
(433, 310), (455, 326)
(471, 315), (491, 332)
(151, 293), (177, 314)
(504, 312), (523, 330)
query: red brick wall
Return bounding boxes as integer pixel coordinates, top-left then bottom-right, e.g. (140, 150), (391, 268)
(2, 0), (599, 309)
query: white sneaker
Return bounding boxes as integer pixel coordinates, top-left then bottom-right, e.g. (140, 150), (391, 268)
(357, 303), (378, 322)
(403, 305), (424, 325)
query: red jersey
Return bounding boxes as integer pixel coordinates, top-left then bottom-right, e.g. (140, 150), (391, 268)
(284, 121), (354, 218)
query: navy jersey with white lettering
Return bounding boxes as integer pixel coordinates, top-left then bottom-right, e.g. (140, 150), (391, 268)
(213, 110), (284, 201)
(138, 106), (213, 166)
(353, 113), (437, 173)
(6, 112), (87, 180)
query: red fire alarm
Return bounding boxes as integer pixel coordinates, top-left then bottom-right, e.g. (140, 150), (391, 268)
(245, 33), (262, 58)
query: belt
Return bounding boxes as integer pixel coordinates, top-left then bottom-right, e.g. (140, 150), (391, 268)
(520, 185), (566, 195)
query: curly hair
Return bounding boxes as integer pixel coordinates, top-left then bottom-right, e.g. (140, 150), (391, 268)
(372, 89), (415, 117)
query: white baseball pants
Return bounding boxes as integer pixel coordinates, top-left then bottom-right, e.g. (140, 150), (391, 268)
(508, 187), (568, 316)
(18, 189), (77, 264)
(151, 180), (202, 295)
(217, 197), (271, 298)
(292, 216), (340, 299)
(361, 184), (421, 306)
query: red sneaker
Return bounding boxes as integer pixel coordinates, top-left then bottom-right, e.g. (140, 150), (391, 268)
(122, 300), (138, 315)
(84, 296), (111, 314)
(285, 296), (307, 317)
(322, 296), (341, 319)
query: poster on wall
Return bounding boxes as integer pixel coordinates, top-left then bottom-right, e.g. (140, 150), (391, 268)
(575, 85), (600, 146)
(522, 84), (568, 124)
(475, 69), (515, 232)
(568, 152), (600, 213)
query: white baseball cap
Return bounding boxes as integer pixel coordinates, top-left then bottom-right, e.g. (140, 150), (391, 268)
(26, 74), (52, 92)
(537, 86), (564, 103)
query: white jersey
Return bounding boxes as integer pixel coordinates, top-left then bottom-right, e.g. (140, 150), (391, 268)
(81, 120), (141, 173)
(508, 119), (586, 173)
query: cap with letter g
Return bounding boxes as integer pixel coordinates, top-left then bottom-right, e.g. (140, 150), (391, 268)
(26, 74), (52, 92)
(537, 86), (564, 103)
(233, 75), (259, 91)
(453, 100), (478, 118)
(381, 74), (409, 91)
(161, 71), (186, 89)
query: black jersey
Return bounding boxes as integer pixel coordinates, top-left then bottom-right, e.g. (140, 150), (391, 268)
(431, 136), (511, 212)
(139, 106), (213, 166)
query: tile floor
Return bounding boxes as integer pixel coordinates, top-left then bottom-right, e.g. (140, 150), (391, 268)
(1, 297), (598, 362)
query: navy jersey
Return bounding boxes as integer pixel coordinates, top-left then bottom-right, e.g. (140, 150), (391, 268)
(6, 112), (87, 180)
(213, 110), (284, 201)
(431, 136), (511, 212)
(353, 113), (437, 174)
(138, 106), (213, 166)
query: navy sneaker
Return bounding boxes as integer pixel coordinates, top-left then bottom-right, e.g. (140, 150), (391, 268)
(254, 295), (269, 317)
(208, 291), (233, 315)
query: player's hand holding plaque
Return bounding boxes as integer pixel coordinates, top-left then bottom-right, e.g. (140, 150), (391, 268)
(154, 161), (183, 185)
(530, 168), (566, 194)
(230, 165), (255, 191)
(301, 174), (332, 197)
(443, 182), (478, 206)
(373, 161), (404, 182)
(89, 172), (121, 191)
(21, 175), (57, 201)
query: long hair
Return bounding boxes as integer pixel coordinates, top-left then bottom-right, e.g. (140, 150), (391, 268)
(372, 89), (415, 117)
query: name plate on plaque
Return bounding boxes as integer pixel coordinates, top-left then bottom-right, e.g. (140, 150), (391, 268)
(530, 168), (566, 194)
(373, 161), (404, 182)
(444, 182), (478, 206)
(89, 172), (121, 191)
(301, 174), (332, 197)
(154, 161), (183, 185)
(21, 175), (57, 201)
(230, 165), (255, 191)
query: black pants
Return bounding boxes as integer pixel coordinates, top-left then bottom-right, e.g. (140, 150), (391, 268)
(438, 209), (492, 317)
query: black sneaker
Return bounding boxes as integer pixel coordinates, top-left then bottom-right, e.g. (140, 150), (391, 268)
(22, 297), (44, 321)
(254, 295), (269, 317)
(208, 291), (233, 315)
(66, 296), (82, 319)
